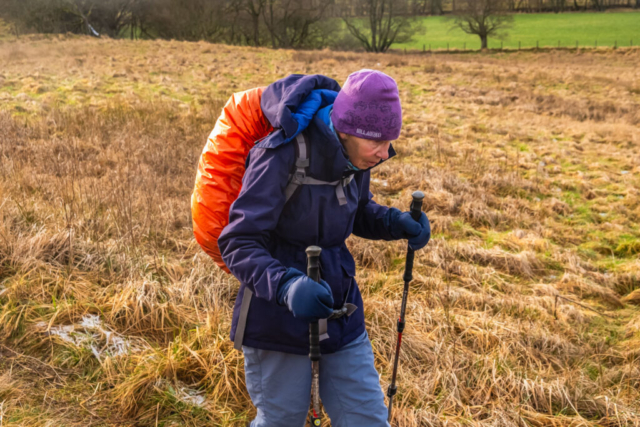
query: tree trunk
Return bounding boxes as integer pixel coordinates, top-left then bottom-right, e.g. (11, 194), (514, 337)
(267, 3), (277, 48)
(480, 34), (488, 49)
(252, 14), (260, 46)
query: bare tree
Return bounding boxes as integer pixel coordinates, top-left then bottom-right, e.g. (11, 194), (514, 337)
(56, 0), (100, 35)
(451, 0), (513, 50)
(143, 0), (228, 42)
(411, 0), (443, 15)
(89, 0), (136, 37)
(261, 0), (331, 49)
(244, 0), (266, 46)
(225, 0), (267, 46)
(1, 0), (101, 35)
(2, 0), (60, 34)
(341, 0), (419, 53)
(430, 0), (444, 14)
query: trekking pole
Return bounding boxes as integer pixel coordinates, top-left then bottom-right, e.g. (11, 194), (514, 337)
(387, 191), (425, 423)
(306, 245), (322, 427)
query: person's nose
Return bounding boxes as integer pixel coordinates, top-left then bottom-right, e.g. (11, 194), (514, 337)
(377, 142), (391, 160)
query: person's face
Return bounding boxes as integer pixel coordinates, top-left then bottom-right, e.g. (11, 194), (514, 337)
(338, 132), (392, 170)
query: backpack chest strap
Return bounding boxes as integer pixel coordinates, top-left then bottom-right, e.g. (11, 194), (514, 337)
(285, 134), (354, 205)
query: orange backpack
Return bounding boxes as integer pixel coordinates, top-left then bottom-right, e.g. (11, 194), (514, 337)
(191, 88), (273, 273)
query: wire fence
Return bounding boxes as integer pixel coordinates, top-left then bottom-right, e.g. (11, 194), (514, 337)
(399, 39), (636, 54)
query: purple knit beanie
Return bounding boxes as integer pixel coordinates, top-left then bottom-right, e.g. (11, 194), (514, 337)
(332, 69), (402, 141)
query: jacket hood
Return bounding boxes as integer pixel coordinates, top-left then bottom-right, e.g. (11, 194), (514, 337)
(260, 74), (341, 147)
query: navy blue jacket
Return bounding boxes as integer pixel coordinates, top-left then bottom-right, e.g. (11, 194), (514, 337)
(218, 75), (399, 355)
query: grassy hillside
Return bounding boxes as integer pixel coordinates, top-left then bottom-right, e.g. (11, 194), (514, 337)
(0, 36), (639, 426)
(394, 11), (640, 50)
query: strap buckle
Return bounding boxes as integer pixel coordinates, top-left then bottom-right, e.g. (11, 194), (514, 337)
(319, 303), (357, 341)
(293, 169), (306, 184)
(327, 303), (358, 320)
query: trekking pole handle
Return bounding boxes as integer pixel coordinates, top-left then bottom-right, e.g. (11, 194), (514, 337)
(306, 246), (322, 363)
(409, 191), (425, 222)
(306, 246), (322, 282)
(403, 191), (424, 285)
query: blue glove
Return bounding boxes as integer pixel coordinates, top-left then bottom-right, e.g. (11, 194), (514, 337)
(386, 208), (431, 250)
(277, 268), (334, 321)
(407, 212), (431, 250)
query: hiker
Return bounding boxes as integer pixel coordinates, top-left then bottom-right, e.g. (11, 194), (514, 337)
(215, 70), (431, 426)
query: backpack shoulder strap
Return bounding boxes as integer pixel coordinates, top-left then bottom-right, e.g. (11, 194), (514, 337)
(284, 133), (353, 206)
(284, 134), (310, 202)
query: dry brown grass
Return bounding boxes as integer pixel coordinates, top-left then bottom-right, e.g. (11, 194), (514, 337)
(0, 35), (639, 426)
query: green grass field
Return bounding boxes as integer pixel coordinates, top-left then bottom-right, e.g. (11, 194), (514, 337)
(394, 11), (640, 51)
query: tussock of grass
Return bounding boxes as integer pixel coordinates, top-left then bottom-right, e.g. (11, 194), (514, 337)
(0, 37), (639, 425)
